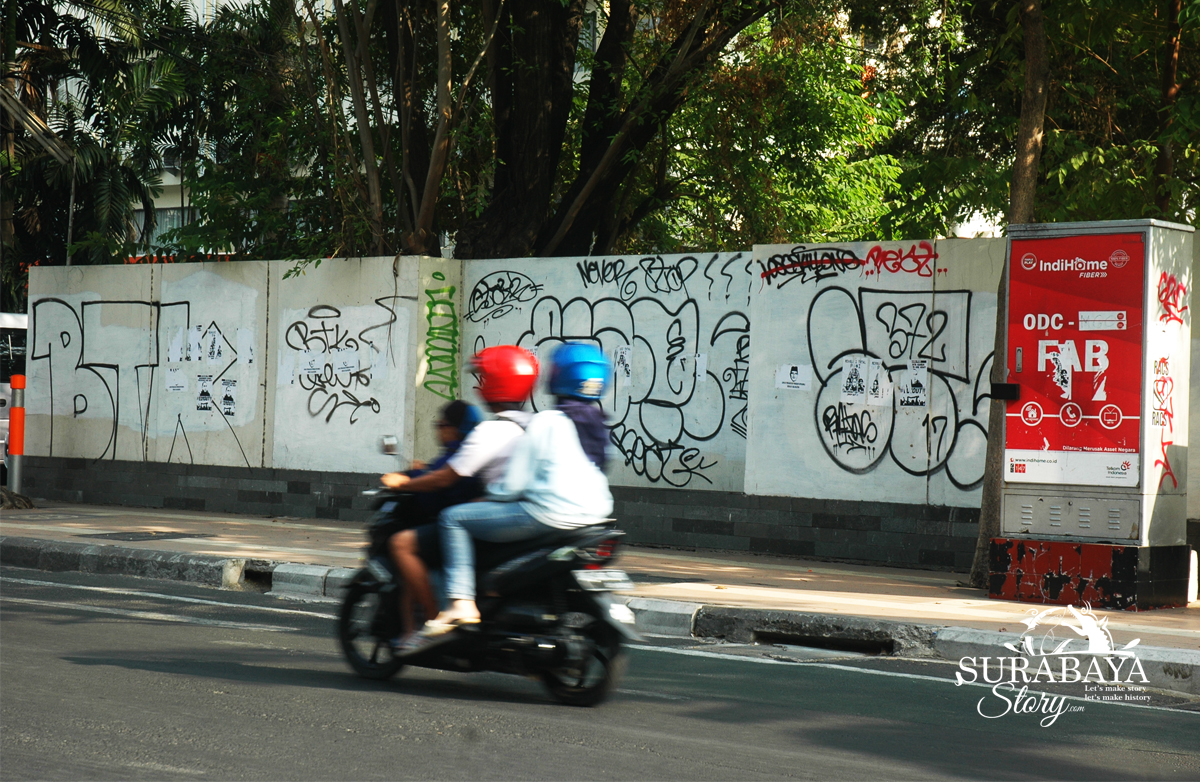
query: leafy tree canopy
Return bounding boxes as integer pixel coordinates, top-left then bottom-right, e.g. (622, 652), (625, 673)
(3, 0), (1198, 311)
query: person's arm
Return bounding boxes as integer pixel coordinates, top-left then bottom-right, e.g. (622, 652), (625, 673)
(381, 465), (459, 491)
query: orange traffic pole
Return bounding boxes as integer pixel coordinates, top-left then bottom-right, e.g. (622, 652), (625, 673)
(8, 374), (25, 494)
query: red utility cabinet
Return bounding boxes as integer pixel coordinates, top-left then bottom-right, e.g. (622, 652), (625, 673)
(993, 220), (1193, 610)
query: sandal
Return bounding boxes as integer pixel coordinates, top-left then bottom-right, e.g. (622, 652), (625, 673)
(397, 617), (477, 657)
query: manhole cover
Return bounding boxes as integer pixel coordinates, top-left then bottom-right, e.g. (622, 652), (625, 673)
(76, 532), (214, 542)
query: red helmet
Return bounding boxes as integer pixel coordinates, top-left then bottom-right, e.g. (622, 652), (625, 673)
(472, 345), (539, 404)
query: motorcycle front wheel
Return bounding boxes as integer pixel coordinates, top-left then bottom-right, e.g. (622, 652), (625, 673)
(541, 607), (625, 707)
(338, 579), (406, 680)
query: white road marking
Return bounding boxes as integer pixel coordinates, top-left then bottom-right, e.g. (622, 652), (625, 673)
(0, 596), (292, 632)
(627, 644), (1199, 715)
(616, 688), (691, 701)
(0, 577), (336, 618)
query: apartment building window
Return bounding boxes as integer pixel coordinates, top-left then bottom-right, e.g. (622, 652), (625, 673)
(132, 207), (188, 248)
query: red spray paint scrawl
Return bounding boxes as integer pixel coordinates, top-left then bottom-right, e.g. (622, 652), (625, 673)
(1156, 272), (1188, 325)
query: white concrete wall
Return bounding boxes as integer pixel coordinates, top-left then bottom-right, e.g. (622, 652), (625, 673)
(27, 257), (445, 474)
(1190, 236), (1200, 522)
(745, 239), (1005, 507)
(268, 257), (419, 474)
(461, 254), (753, 491)
(22, 237), (1195, 514)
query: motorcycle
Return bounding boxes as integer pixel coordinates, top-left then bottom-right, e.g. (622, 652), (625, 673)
(337, 489), (642, 706)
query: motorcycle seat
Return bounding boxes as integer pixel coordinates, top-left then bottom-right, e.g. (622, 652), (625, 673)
(476, 521), (616, 571)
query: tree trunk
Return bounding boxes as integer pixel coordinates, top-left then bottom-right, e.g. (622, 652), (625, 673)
(1007, 0), (1048, 226)
(538, 4), (769, 256)
(453, 0), (585, 260)
(969, 0), (1048, 589)
(408, 0), (452, 255)
(1154, 0), (1181, 215)
(333, 0), (385, 254)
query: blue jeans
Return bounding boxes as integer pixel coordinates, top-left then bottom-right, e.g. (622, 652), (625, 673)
(438, 501), (552, 601)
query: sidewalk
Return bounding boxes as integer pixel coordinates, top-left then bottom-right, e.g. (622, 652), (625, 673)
(3, 500), (1198, 693)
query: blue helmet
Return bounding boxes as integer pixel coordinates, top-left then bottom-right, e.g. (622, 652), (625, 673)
(549, 342), (610, 400)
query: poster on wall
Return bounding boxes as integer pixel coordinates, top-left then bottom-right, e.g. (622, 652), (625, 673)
(220, 379), (237, 417)
(167, 328), (185, 363)
(897, 359), (929, 408)
(188, 325), (204, 361)
(237, 328), (255, 364)
(1004, 232), (1145, 487)
(775, 364), (812, 390)
(196, 374), (213, 411)
(866, 359), (891, 406)
(205, 327), (223, 364)
(839, 356), (868, 404)
(166, 368), (187, 393)
(616, 346), (632, 383)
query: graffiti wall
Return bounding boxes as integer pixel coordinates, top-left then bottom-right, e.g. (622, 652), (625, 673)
(462, 253), (754, 491)
(269, 258), (419, 473)
(746, 239), (1006, 506)
(26, 264), (268, 466)
(26, 257), (449, 474)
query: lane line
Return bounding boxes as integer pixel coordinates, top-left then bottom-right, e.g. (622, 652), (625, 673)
(0, 577), (336, 619)
(627, 644), (1199, 715)
(0, 596), (292, 632)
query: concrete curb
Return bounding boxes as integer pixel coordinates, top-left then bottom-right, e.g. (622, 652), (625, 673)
(3, 535), (1196, 696)
(1, 536), (231, 586)
(266, 563), (358, 600)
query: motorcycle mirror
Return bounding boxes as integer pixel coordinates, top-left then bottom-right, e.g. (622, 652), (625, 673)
(379, 435), (399, 455)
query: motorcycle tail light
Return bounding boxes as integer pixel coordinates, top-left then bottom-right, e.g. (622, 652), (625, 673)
(581, 538), (618, 569)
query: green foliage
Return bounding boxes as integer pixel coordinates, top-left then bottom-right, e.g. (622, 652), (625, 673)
(6, 0), (1199, 315)
(1035, 0), (1200, 223)
(628, 17), (909, 251)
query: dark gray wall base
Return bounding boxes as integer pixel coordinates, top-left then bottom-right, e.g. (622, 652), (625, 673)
(611, 486), (980, 572)
(22, 457), (984, 571)
(21, 456), (379, 522)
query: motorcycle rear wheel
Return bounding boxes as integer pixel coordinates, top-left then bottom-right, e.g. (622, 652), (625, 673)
(541, 608), (625, 707)
(338, 581), (406, 680)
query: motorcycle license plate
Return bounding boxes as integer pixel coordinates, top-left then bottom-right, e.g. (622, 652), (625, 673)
(573, 569), (635, 591)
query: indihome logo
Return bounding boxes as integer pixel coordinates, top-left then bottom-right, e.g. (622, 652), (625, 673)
(955, 604), (1148, 727)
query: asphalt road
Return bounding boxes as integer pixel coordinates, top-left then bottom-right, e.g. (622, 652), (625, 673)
(2, 566), (1198, 781)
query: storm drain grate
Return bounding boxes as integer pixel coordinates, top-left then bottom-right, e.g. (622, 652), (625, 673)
(75, 531), (214, 542)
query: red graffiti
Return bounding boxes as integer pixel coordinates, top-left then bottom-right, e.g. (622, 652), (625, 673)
(1152, 357), (1174, 432)
(865, 242), (937, 277)
(1156, 432), (1178, 490)
(1157, 272), (1188, 325)
(1152, 355), (1177, 489)
(1153, 379), (1174, 433)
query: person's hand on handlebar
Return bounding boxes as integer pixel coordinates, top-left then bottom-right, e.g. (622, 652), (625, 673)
(381, 472), (411, 489)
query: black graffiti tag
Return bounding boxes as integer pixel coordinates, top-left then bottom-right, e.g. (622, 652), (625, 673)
(758, 246), (866, 289)
(465, 271), (543, 323)
(821, 403), (879, 455)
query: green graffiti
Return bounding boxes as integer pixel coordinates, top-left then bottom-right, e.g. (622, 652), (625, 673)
(423, 279), (459, 400)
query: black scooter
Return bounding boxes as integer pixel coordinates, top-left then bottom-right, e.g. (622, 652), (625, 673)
(337, 490), (641, 706)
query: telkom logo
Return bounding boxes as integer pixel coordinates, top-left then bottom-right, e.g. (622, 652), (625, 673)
(1038, 340), (1109, 372)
